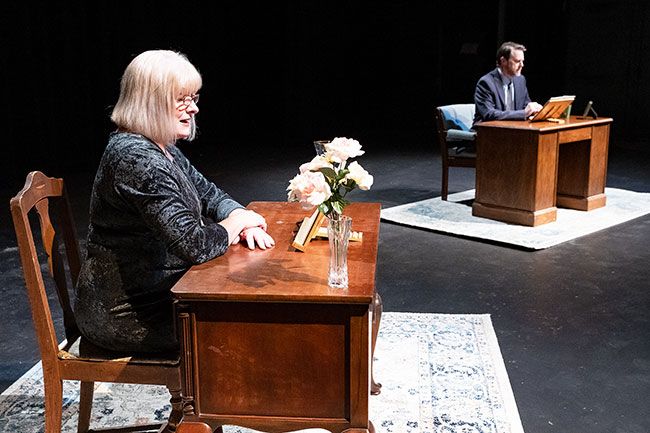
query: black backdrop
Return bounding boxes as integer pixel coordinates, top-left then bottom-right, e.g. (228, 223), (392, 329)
(2, 1), (649, 180)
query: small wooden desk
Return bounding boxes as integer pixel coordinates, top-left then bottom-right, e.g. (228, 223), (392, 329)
(172, 202), (381, 433)
(473, 116), (613, 226)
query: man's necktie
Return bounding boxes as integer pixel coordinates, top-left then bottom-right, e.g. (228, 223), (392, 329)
(506, 82), (514, 110)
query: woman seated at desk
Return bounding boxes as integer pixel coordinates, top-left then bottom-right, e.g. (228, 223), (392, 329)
(75, 50), (274, 353)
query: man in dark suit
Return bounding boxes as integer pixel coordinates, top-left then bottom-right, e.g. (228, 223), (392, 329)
(473, 41), (543, 125)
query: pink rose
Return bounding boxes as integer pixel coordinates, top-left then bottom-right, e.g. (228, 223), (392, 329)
(287, 171), (332, 208)
(325, 137), (364, 163)
(299, 155), (333, 173)
(345, 161), (374, 190)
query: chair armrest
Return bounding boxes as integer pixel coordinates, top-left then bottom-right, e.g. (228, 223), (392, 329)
(446, 129), (477, 142)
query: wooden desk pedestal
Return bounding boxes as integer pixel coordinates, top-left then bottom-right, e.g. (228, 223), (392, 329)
(175, 302), (371, 433)
(473, 116), (613, 226)
(172, 202), (381, 433)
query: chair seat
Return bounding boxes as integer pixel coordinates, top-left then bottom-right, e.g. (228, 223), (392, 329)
(59, 336), (180, 366)
(446, 129), (477, 141)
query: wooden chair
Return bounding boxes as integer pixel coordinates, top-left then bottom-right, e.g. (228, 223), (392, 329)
(10, 171), (184, 433)
(434, 104), (477, 200)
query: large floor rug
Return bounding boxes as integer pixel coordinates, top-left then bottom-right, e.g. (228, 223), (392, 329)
(0, 313), (524, 433)
(380, 187), (650, 249)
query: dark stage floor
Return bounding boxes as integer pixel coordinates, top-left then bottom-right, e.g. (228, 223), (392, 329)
(1, 144), (649, 433)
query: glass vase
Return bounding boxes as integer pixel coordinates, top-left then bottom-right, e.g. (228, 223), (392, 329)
(327, 213), (352, 289)
(313, 140), (330, 156)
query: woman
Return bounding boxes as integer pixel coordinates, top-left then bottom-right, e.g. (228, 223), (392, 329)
(75, 50), (274, 353)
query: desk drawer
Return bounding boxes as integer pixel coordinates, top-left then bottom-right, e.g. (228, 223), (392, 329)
(559, 127), (591, 143)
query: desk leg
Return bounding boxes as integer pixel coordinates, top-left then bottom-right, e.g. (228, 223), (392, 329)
(162, 382), (184, 433)
(343, 420), (375, 433)
(177, 307), (197, 417)
(371, 292), (382, 395)
(175, 421), (215, 433)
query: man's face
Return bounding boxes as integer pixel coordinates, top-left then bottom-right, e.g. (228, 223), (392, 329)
(500, 49), (525, 77)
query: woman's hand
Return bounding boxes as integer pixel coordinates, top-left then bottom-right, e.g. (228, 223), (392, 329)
(218, 208), (271, 247)
(229, 208), (268, 230)
(239, 226), (275, 250)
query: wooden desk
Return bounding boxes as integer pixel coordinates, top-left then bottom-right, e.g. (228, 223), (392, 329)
(473, 116), (613, 226)
(172, 202), (381, 433)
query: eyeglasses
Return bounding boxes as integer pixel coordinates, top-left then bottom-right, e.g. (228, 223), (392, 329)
(177, 94), (200, 111)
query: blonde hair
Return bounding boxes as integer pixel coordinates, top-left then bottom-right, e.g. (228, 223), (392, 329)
(111, 50), (202, 146)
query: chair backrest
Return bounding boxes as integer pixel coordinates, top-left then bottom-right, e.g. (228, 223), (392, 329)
(437, 104), (475, 132)
(435, 104), (475, 159)
(10, 171), (82, 364)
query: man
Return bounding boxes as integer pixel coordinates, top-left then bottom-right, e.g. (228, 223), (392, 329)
(473, 41), (543, 125)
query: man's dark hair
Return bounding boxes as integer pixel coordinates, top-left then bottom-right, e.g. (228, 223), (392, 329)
(496, 42), (527, 65)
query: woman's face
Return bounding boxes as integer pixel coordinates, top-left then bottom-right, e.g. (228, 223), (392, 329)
(175, 93), (199, 139)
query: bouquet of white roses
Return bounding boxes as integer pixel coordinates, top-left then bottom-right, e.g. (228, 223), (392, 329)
(287, 137), (373, 217)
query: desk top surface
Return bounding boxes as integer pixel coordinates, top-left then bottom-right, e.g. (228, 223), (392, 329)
(476, 115), (613, 132)
(171, 201), (381, 304)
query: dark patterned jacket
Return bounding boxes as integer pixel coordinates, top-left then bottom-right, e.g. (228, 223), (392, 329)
(75, 132), (243, 352)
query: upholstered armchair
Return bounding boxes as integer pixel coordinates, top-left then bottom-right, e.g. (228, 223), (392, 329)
(434, 104), (477, 200)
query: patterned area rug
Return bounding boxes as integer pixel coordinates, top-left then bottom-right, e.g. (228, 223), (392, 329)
(380, 187), (650, 249)
(0, 313), (524, 433)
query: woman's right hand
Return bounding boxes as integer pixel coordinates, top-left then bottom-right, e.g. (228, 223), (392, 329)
(230, 208), (267, 230)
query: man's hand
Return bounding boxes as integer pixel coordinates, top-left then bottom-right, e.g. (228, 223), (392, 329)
(525, 102), (543, 117)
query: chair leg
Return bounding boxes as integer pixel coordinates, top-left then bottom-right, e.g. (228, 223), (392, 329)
(43, 375), (63, 433)
(161, 379), (184, 433)
(441, 163), (449, 201)
(77, 381), (95, 433)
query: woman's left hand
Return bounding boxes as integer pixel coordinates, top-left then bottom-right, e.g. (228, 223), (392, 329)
(240, 226), (275, 250)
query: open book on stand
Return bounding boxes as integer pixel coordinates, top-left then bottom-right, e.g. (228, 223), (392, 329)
(529, 95), (575, 122)
(292, 209), (363, 252)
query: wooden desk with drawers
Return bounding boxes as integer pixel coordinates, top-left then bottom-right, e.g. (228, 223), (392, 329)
(473, 116), (613, 226)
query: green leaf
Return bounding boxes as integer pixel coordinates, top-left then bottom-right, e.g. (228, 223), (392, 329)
(336, 169), (349, 182)
(318, 167), (338, 180)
